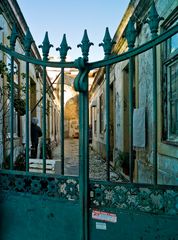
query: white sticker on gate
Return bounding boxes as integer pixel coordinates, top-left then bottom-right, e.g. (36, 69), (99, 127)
(92, 210), (117, 223)
(96, 222), (107, 230)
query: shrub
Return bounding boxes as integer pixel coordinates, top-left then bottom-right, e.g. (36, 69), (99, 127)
(14, 152), (26, 171)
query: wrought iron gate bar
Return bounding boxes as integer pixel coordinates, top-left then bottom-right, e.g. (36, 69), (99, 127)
(146, 0), (164, 187)
(60, 67), (65, 175)
(125, 18), (137, 184)
(42, 65), (47, 173)
(25, 60), (30, 171)
(105, 65), (110, 181)
(39, 32), (53, 172)
(152, 44), (158, 185)
(24, 29), (33, 172)
(10, 54), (14, 170)
(9, 24), (18, 170)
(128, 56), (134, 183)
(88, 24), (178, 69)
(56, 35), (71, 176)
(0, 25), (177, 70)
(79, 81), (90, 240)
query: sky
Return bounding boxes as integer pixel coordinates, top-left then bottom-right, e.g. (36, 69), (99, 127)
(17, 0), (130, 62)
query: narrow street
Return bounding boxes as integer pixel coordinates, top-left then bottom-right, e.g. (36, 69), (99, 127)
(52, 138), (79, 176)
(52, 138), (125, 182)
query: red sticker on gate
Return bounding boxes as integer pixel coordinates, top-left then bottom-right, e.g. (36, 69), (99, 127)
(92, 210), (117, 223)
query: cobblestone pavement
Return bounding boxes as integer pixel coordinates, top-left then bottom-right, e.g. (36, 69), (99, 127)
(52, 138), (79, 176)
(52, 138), (125, 182)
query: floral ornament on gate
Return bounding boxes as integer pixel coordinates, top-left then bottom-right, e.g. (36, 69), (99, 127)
(0, 175), (11, 190)
(47, 180), (57, 196)
(163, 190), (178, 215)
(31, 179), (41, 194)
(59, 179), (79, 201)
(15, 177), (26, 191)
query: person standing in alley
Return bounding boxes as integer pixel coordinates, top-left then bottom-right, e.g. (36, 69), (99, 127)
(31, 117), (42, 158)
(89, 124), (92, 144)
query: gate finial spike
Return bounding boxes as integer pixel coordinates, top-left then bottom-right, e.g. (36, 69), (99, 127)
(77, 29), (93, 62)
(99, 27), (115, 58)
(145, 1), (164, 38)
(39, 32), (53, 60)
(9, 23), (18, 50)
(125, 18), (137, 50)
(56, 34), (71, 62)
(24, 28), (34, 55)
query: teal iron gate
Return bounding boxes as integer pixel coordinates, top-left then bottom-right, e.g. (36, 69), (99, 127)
(0, 3), (178, 240)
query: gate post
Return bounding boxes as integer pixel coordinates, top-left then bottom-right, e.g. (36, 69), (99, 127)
(74, 30), (93, 240)
(74, 58), (90, 240)
(79, 86), (89, 240)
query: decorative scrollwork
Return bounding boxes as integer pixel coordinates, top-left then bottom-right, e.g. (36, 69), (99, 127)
(0, 172), (79, 201)
(90, 181), (178, 215)
(59, 179), (79, 201)
(73, 57), (89, 92)
(1, 172), (177, 215)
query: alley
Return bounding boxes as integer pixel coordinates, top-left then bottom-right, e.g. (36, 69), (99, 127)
(52, 138), (126, 182)
(52, 138), (79, 176)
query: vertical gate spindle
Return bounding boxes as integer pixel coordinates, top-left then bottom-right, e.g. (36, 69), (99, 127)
(76, 29), (93, 240)
(24, 28), (33, 172)
(125, 19), (137, 183)
(146, 1), (164, 185)
(9, 23), (18, 170)
(39, 32), (53, 173)
(99, 27), (115, 181)
(56, 33), (71, 175)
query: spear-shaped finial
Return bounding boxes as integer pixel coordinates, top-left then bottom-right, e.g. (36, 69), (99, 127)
(77, 29), (93, 62)
(9, 23), (18, 50)
(24, 28), (34, 55)
(125, 18), (137, 50)
(39, 32), (53, 60)
(145, 1), (164, 38)
(99, 27), (115, 58)
(56, 34), (71, 61)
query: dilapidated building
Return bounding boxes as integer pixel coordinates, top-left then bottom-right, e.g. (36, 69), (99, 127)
(89, 0), (178, 184)
(0, 0), (60, 163)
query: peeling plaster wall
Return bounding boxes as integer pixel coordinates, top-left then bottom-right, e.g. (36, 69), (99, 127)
(0, 4), (61, 161)
(114, 60), (129, 153)
(89, 0), (178, 185)
(136, 0), (178, 184)
(89, 81), (107, 158)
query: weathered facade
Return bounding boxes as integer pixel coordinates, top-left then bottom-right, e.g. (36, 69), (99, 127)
(89, 0), (178, 184)
(0, 0), (60, 163)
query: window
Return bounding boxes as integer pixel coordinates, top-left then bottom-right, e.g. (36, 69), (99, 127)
(99, 93), (104, 134)
(162, 16), (178, 142)
(93, 107), (97, 134)
(168, 61), (178, 137)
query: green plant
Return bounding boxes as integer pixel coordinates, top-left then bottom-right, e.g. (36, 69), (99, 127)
(114, 151), (129, 169)
(14, 96), (26, 116)
(2, 152), (26, 171)
(2, 154), (10, 169)
(14, 152), (26, 171)
(0, 60), (26, 160)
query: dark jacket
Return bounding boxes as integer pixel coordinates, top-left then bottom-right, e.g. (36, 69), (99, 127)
(31, 123), (42, 145)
